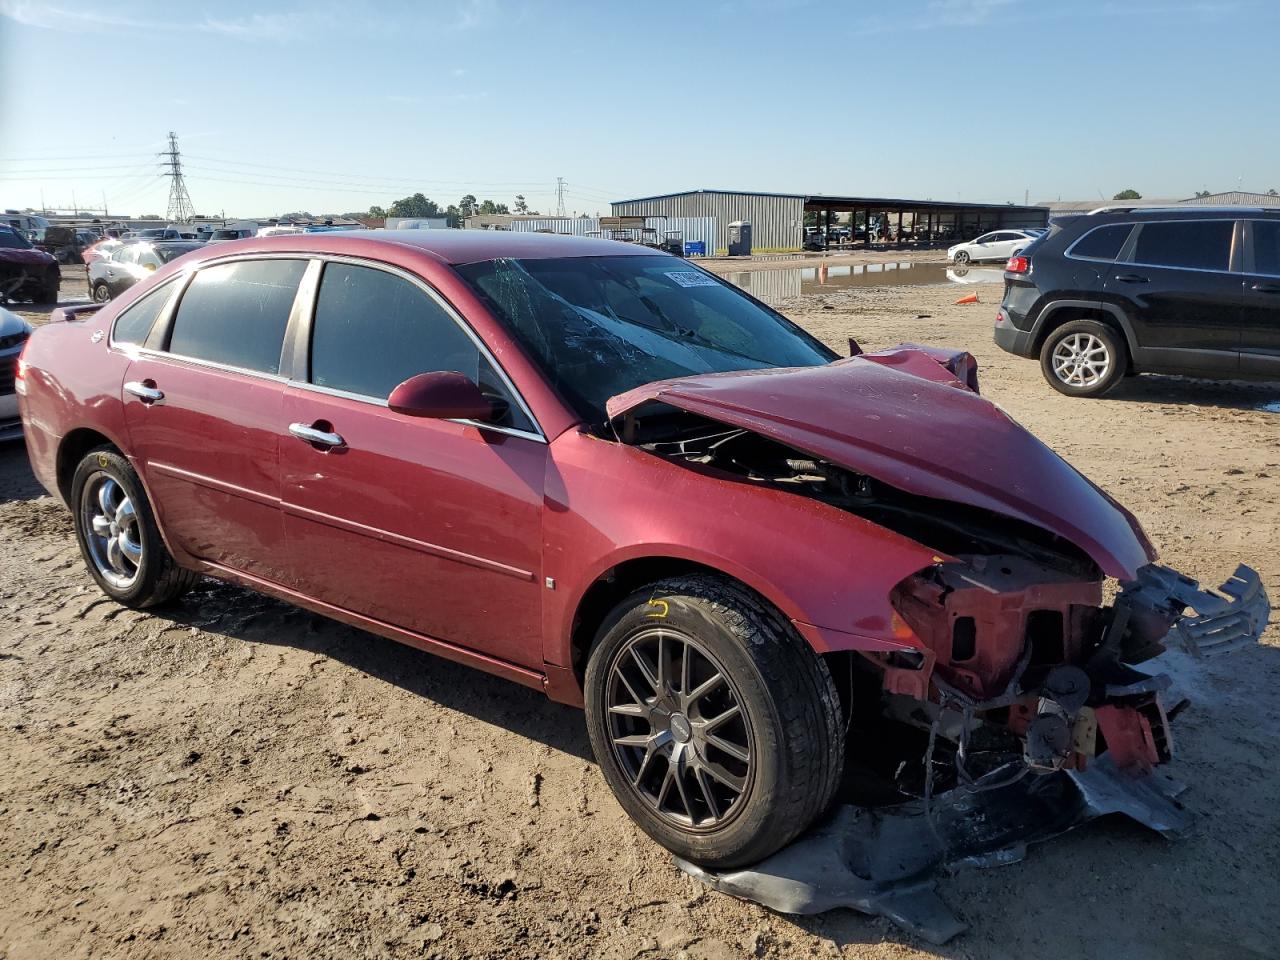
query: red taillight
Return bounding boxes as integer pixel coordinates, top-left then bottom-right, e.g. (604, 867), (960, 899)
(1006, 255), (1030, 274)
(14, 344), (30, 396)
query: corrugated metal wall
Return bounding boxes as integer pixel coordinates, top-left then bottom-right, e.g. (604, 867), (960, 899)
(506, 216), (718, 255)
(610, 192), (805, 253)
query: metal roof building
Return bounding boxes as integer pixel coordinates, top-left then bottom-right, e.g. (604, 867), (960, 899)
(611, 188), (1050, 254)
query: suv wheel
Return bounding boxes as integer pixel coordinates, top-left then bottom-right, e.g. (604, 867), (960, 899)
(584, 574), (844, 869)
(71, 447), (200, 608)
(1040, 319), (1127, 397)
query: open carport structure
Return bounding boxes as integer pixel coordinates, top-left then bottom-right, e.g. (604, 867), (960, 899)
(806, 194), (1049, 249)
(611, 188), (1049, 254)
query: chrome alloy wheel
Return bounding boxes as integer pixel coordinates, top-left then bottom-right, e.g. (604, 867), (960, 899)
(1051, 332), (1111, 388)
(80, 472), (142, 589)
(606, 628), (754, 830)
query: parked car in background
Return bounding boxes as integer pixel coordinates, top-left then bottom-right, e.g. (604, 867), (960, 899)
(18, 231), (1267, 871)
(995, 207), (1280, 396)
(0, 306), (32, 440)
(87, 240), (204, 302)
(0, 225), (60, 304)
(124, 226), (201, 241)
(82, 237), (123, 266)
(948, 229), (1040, 264)
(206, 227), (257, 243)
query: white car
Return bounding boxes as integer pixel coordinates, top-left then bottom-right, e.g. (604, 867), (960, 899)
(947, 229), (1041, 264)
(0, 306), (32, 441)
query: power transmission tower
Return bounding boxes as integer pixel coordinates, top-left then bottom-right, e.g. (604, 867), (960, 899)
(555, 177), (566, 217)
(160, 131), (195, 222)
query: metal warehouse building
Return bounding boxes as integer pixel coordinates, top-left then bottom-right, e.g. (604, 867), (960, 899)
(611, 188), (1049, 254)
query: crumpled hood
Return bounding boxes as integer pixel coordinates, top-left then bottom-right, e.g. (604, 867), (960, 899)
(607, 349), (1155, 581)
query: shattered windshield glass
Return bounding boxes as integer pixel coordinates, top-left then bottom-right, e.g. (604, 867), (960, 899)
(455, 255), (836, 424)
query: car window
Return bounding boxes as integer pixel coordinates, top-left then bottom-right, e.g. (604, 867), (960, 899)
(309, 262), (534, 432)
(1132, 220), (1234, 271)
(168, 259), (306, 374)
(112, 281), (175, 345)
(1069, 224), (1133, 261)
(0, 228), (31, 250)
(137, 249), (162, 270)
(113, 246), (138, 265)
(1251, 220), (1280, 276)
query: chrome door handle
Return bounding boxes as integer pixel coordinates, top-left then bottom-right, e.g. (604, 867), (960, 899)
(1251, 282), (1280, 293)
(124, 380), (164, 403)
(1114, 273), (1149, 283)
(289, 422), (345, 448)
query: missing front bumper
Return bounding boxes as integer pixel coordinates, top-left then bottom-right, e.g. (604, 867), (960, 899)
(675, 754), (1190, 945)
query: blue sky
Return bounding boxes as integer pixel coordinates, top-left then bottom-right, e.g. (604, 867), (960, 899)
(2, 0), (1276, 218)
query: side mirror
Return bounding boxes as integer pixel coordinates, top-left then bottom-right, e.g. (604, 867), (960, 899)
(387, 371), (499, 421)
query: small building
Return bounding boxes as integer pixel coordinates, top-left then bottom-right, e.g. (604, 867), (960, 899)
(611, 189), (1049, 254)
(1181, 190), (1280, 207)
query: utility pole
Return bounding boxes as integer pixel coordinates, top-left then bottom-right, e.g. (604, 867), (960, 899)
(555, 177), (566, 218)
(160, 131), (195, 222)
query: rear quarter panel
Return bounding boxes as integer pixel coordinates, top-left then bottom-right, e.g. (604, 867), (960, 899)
(20, 316), (131, 501)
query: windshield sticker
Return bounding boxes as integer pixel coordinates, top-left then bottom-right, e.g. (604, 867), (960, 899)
(665, 271), (719, 288)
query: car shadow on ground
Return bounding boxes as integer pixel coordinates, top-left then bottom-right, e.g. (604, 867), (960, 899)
(0, 441), (48, 502)
(1105, 373), (1280, 410)
(153, 576), (596, 763)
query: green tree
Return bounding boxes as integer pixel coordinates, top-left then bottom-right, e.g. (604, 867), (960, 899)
(1194, 190), (1212, 198)
(1112, 189), (1142, 200)
(388, 193), (441, 218)
(368, 205), (387, 218)
(1270, 188), (1278, 196)
(458, 194), (478, 219)
(477, 199), (510, 215)
(514, 194), (528, 214)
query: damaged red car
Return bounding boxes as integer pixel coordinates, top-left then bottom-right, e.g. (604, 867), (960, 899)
(18, 232), (1269, 870)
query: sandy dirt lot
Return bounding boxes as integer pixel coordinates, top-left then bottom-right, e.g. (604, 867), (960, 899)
(1, 267), (1278, 960)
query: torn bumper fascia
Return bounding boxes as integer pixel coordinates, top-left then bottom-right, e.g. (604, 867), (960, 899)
(1120, 563), (1271, 659)
(675, 754), (1190, 945)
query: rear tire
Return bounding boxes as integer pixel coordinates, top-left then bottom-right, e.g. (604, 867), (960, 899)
(584, 574), (845, 869)
(1039, 319), (1127, 397)
(70, 446), (200, 608)
(91, 281), (111, 303)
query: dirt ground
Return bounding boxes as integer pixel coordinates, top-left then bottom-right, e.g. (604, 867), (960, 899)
(1, 267), (1278, 960)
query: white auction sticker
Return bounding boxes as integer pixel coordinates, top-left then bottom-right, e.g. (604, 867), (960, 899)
(665, 271), (719, 288)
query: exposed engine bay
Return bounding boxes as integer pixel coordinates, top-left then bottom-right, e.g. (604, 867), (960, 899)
(618, 407), (1270, 789)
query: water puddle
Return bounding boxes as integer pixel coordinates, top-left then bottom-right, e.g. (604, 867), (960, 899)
(723, 261), (1004, 306)
(1259, 401), (1280, 413)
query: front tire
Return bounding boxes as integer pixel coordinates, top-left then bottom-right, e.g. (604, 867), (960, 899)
(1039, 319), (1127, 397)
(584, 575), (844, 869)
(71, 447), (200, 608)
(953, 249), (971, 264)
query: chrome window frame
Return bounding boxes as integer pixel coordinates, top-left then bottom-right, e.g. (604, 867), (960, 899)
(1063, 222), (1138, 264)
(290, 254), (546, 444)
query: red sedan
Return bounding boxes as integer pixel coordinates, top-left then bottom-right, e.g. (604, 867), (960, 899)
(16, 231), (1267, 869)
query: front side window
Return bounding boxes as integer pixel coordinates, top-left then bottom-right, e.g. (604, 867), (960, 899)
(113, 282), (174, 345)
(113, 246), (138, 265)
(455, 255), (836, 425)
(1251, 220), (1280, 276)
(1132, 220), (1234, 271)
(1070, 224), (1133, 261)
(168, 259), (306, 374)
(0, 228), (31, 250)
(309, 262), (533, 431)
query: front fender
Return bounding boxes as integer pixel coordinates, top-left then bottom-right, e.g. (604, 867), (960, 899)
(541, 431), (942, 671)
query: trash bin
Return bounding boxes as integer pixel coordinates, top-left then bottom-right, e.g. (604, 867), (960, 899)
(727, 221), (752, 257)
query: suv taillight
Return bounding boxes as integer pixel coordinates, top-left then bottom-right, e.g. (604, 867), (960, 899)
(1006, 255), (1030, 274)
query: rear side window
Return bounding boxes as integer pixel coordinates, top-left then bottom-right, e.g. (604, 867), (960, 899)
(309, 262), (533, 431)
(1069, 224), (1132, 261)
(1251, 220), (1280, 276)
(113, 282), (174, 345)
(168, 259), (306, 374)
(1132, 220), (1234, 271)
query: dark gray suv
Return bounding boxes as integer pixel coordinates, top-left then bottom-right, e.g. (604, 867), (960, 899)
(994, 207), (1280, 396)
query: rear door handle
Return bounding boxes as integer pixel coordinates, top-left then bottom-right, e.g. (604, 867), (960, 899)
(1114, 273), (1149, 283)
(289, 422), (345, 448)
(124, 380), (164, 403)
(1251, 282), (1280, 293)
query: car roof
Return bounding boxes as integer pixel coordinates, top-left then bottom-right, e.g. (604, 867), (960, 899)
(194, 229), (662, 266)
(1085, 205), (1280, 220)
